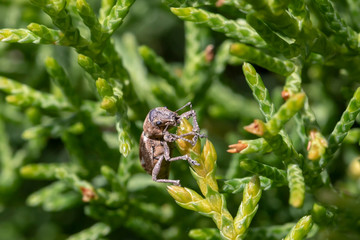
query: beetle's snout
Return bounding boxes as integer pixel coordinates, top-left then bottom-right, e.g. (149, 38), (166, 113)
(165, 117), (177, 126)
(174, 115), (181, 124)
(171, 113), (181, 124)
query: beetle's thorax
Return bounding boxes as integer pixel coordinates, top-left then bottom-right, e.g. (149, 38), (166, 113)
(142, 117), (162, 138)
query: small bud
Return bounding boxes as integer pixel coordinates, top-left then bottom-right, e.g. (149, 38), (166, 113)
(287, 164), (305, 208)
(307, 129), (328, 161)
(177, 118), (193, 134)
(67, 122), (85, 135)
(171, 7), (208, 22)
(22, 127), (46, 139)
(6, 94), (31, 106)
(191, 140), (219, 195)
(216, 0), (225, 7)
(28, 23), (62, 44)
(203, 139), (217, 173)
(77, 54), (91, 66)
(27, 22), (41, 33)
(138, 45), (150, 58)
(282, 90), (290, 100)
(25, 107), (41, 124)
(119, 141), (131, 157)
(96, 78), (113, 97)
(242, 62), (256, 76)
(20, 163), (60, 179)
(244, 120), (265, 136)
(299, 215), (313, 231)
(80, 186), (97, 202)
(246, 175), (261, 198)
(167, 186), (213, 213)
(45, 56), (57, 68)
(204, 44), (214, 63)
(174, 68), (182, 78)
(170, 7), (192, 18)
(289, 92), (306, 110)
(167, 185), (194, 203)
(191, 199), (213, 214)
(76, 0), (90, 13)
(206, 192), (222, 212)
(227, 140), (248, 153)
(230, 43), (246, 55)
(285, 215), (313, 240)
(312, 203), (334, 225)
(265, 92), (305, 135)
(344, 128), (360, 144)
(20, 165), (34, 178)
(234, 175), (262, 236)
(348, 157), (360, 179)
(0, 29), (13, 41)
(100, 96), (117, 114)
(176, 118), (201, 155)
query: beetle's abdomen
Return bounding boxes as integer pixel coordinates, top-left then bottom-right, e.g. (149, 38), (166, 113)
(139, 133), (170, 179)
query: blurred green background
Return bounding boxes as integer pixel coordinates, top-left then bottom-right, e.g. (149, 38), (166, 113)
(0, 0), (359, 239)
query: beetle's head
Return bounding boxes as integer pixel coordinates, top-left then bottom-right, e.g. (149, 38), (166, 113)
(148, 107), (179, 130)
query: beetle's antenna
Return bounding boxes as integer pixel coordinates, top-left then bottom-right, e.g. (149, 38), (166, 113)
(175, 102), (192, 112)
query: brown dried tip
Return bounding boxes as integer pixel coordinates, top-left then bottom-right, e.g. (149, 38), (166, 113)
(244, 120), (264, 136)
(174, 68), (183, 78)
(281, 90), (290, 101)
(80, 187), (97, 202)
(216, 0), (225, 7)
(310, 129), (317, 139)
(205, 44), (214, 63)
(227, 140), (248, 153)
(307, 129), (316, 151)
(307, 140), (312, 151)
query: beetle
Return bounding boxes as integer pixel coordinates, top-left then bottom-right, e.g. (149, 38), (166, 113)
(139, 102), (204, 186)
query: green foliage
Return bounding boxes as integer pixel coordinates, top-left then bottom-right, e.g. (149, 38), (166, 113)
(283, 215), (313, 240)
(0, 0), (359, 239)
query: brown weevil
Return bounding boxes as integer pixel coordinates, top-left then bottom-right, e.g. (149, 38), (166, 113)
(139, 102), (205, 186)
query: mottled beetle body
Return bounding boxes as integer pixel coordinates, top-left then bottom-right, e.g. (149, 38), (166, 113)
(139, 103), (204, 186)
(139, 132), (170, 179)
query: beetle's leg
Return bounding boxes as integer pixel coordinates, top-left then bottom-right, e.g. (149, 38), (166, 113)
(164, 132), (197, 144)
(174, 102), (206, 146)
(185, 129), (207, 146)
(152, 155), (181, 186)
(176, 102), (205, 135)
(164, 131), (206, 146)
(167, 155), (200, 166)
(176, 102), (200, 134)
(176, 132), (202, 142)
(177, 103), (196, 126)
(163, 142), (200, 166)
(165, 120), (205, 146)
(178, 107), (206, 145)
(163, 141), (171, 159)
(179, 110), (199, 132)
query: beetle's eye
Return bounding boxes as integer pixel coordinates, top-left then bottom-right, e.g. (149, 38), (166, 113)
(156, 121), (162, 126)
